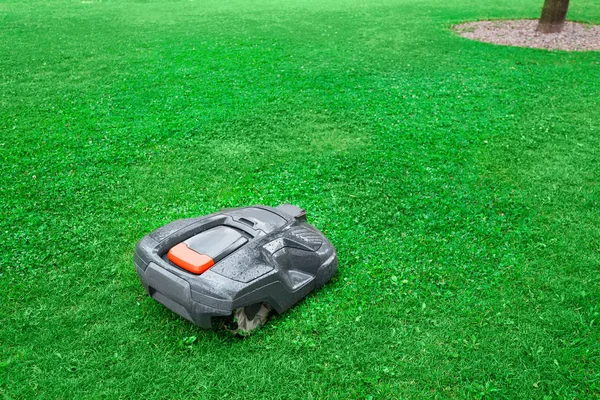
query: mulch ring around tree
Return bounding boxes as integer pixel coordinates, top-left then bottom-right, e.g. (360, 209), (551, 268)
(454, 20), (600, 51)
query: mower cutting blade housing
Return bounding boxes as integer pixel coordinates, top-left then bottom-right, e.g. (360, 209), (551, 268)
(134, 204), (337, 329)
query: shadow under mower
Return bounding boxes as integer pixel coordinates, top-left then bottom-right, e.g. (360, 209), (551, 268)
(134, 204), (338, 334)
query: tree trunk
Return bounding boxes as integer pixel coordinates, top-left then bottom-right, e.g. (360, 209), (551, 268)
(537, 0), (571, 33)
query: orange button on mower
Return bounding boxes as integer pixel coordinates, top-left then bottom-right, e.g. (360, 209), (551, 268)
(167, 243), (214, 274)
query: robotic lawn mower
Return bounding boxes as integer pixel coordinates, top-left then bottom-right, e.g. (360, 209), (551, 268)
(134, 204), (337, 333)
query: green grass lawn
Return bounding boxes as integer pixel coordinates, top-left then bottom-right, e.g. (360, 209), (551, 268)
(1, 0), (599, 398)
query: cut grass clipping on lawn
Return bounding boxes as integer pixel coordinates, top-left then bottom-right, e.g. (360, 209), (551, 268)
(1, 0), (599, 398)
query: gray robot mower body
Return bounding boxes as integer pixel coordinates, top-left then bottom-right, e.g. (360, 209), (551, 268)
(134, 204), (337, 332)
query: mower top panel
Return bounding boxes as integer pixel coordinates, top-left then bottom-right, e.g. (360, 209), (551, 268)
(167, 226), (249, 274)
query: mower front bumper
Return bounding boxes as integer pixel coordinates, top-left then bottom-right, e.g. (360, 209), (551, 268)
(135, 262), (230, 328)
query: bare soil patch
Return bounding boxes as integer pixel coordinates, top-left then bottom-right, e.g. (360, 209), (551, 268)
(454, 20), (600, 51)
